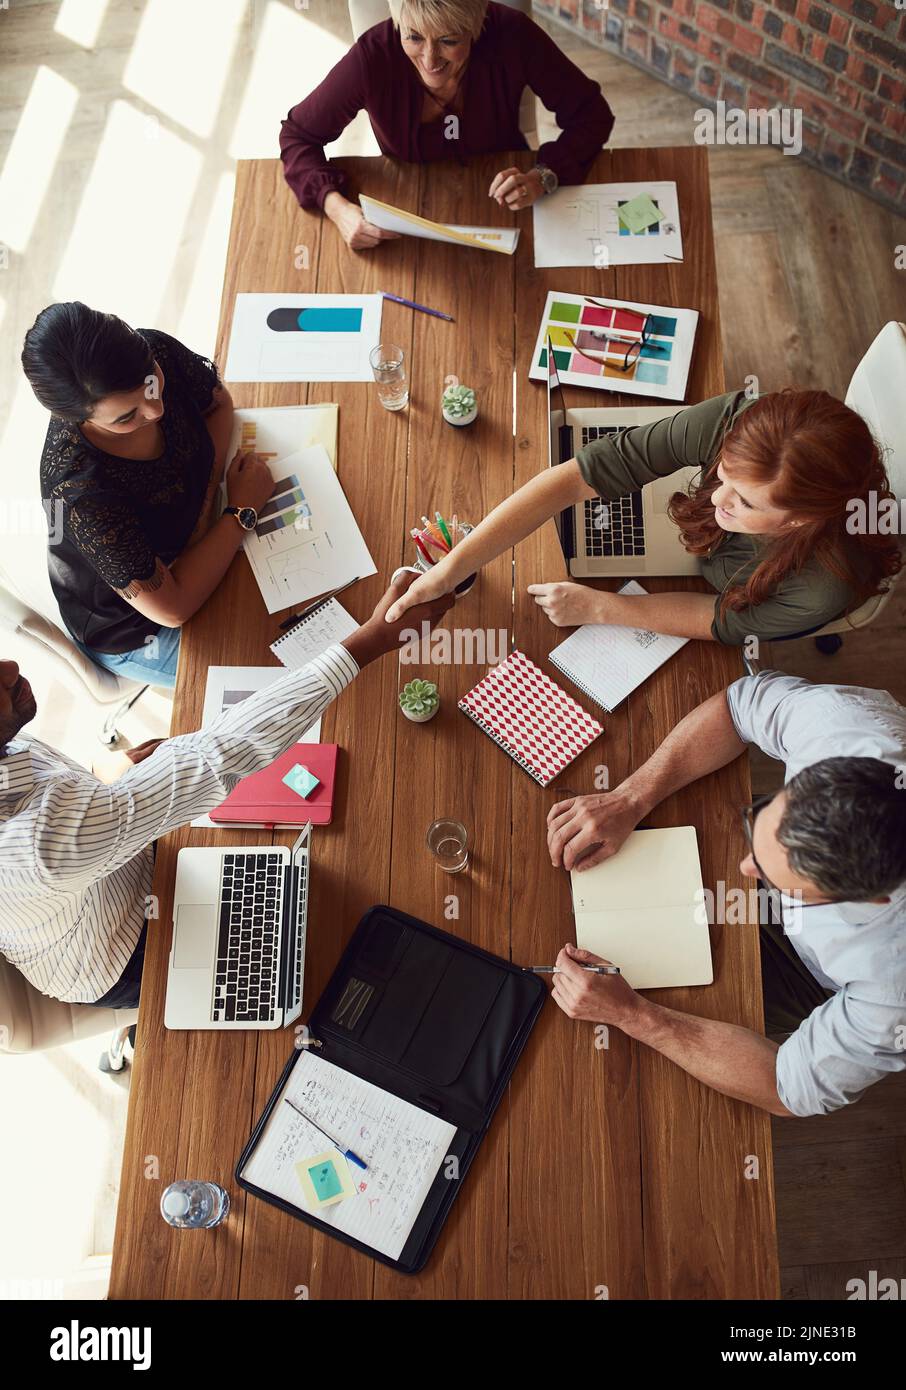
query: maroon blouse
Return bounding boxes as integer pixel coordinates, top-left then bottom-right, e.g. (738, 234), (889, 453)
(280, 3), (615, 210)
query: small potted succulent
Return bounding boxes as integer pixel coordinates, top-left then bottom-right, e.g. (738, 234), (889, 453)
(399, 678), (440, 723)
(441, 383), (477, 428)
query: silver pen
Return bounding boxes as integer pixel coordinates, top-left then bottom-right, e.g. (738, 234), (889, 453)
(528, 964), (621, 976)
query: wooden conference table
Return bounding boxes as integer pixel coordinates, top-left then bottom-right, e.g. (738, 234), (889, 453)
(110, 147), (779, 1300)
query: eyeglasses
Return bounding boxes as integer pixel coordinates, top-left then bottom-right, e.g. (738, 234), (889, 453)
(740, 796), (833, 913)
(562, 302), (669, 374)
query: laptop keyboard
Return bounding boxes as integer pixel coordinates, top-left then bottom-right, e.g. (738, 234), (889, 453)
(579, 425), (646, 558)
(212, 852), (284, 1023)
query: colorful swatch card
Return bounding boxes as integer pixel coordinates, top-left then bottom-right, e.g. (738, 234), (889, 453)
(458, 650), (603, 787)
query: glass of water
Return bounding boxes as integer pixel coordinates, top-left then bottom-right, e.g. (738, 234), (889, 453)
(426, 819), (469, 873)
(370, 343), (409, 411)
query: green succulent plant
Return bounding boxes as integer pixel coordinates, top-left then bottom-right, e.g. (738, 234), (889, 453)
(441, 384), (476, 419)
(399, 678), (439, 715)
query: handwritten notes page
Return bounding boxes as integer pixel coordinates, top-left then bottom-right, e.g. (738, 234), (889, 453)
(270, 598), (359, 669)
(240, 1051), (457, 1261)
(548, 581), (688, 712)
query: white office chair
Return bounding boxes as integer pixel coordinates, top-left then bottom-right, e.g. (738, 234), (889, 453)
(347, 0), (539, 147)
(0, 581), (151, 747)
(0, 952), (138, 1072)
(807, 320), (906, 653)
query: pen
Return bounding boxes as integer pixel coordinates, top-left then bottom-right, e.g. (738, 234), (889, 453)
(411, 529), (435, 566)
(434, 512), (453, 548)
(278, 576), (361, 630)
(450, 513), (459, 547)
(381, 290), (454, 322)
(420, 516), (450, 550)
(283, 1097), (369, 1170)
(528, 965), (622, 975)
(419, 527), (449, 558)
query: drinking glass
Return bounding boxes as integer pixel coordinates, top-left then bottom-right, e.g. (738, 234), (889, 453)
(370, 343), (409, 411)
(426, 819), (469, 873)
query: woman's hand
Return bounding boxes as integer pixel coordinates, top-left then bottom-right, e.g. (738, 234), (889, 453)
(226, 450), (274, 513)
(384, 565), (455, 624)
(323, 192), (401, 251)
(527, 581), (610, 628)
(489, 167), (544, 211)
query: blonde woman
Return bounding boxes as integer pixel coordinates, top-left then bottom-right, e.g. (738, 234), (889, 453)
(280, 0), (614, 250)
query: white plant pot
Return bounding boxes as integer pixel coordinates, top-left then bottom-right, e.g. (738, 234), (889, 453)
(400, 704), (439, 723)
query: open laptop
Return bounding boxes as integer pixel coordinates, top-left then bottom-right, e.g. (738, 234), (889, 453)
(546, 337), (701, 578)
(570, 826), (713, 990)
(164, 826), (311, 1030)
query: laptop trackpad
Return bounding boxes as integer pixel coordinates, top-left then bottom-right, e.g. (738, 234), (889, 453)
(173, 908), (215, 969)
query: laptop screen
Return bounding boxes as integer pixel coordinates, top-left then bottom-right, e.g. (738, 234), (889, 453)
(545, 336), (575, 566)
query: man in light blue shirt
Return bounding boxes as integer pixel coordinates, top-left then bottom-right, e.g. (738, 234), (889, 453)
(544, 671), (906, 1118)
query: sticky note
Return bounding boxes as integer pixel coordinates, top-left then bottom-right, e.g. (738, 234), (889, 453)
(282, 763), (320, 799)
(295, 1149), (356, 1209)
(616, 193), (665, 235)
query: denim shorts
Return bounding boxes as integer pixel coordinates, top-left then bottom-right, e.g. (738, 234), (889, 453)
(76, 625), (181, 690)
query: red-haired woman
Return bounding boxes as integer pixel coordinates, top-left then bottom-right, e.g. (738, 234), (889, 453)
(384, 389), (902, 644)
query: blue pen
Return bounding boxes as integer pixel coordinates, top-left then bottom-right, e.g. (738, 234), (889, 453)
(381, 290), (454, 322)
(284, 1097), (369, 1170)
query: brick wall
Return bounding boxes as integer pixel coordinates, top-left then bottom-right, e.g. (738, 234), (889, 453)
(534, 0), (906, 212)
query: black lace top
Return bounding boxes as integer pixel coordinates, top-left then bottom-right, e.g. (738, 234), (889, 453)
(40, 329), (220, 654)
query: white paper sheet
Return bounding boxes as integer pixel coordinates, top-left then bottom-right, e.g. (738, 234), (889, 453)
(548, 582), (688, 712)
(192, 667), (322, 828)
(270, 598), (359, 669)
(233, 443), (376, 615)
(532, 182), (683, 268)
(360, 194), (519, 254)
(224, 294), (383, 382)
(241, 1051), (457, 1262)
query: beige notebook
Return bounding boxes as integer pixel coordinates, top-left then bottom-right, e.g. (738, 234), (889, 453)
(570, 826), (713, 990)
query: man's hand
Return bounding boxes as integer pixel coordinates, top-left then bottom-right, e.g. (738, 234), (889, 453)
(384, 565), (455, 623)
(547, 788), (642, 871)
(124, 738), (164, 766)
(527, 581), (611, 628)
(549, 944), (640, 1029)
(343, 571), (454, 668)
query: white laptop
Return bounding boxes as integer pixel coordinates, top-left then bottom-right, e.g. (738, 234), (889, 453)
(546, 337), (701, 578)
(570, 826), (713, 990)
(164, 826), (311, 1030)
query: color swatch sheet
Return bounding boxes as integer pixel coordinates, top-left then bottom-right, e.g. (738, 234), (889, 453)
(529, 290), (699, 401)
(532, 181), (683, 267)
(238, 443), (375, 614)
(458, 649), (603, 787)
(224, 293), (383, 381)
(240, 1050), (456, 1261)
(360, 194), (519, 254)
(227, 403), (338, 470)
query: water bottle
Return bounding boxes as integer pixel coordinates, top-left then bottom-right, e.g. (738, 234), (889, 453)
(160, 1180), (230, 1229)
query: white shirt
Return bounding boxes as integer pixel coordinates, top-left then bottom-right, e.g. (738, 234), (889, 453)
(0, 645), (358, 1004)
(726, 671), (906, 1117)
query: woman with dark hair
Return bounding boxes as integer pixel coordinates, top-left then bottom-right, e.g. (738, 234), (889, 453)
(384, 388), (902, 644)
(280, 0), (614, 251)
(23, 303), (274, 688)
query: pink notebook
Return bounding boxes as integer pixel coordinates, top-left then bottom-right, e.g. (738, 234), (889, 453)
(458, 650), (603, 787)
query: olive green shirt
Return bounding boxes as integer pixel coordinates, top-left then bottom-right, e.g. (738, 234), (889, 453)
(575, 391), (855, 645)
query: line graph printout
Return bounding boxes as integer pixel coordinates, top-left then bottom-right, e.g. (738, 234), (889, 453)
(240, 1051), (457, 1261)
(239, 444), (376, 614)
(533, 181), (683, 267)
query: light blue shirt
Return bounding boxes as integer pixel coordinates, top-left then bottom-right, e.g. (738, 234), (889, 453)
(726, 671), (906, 1117)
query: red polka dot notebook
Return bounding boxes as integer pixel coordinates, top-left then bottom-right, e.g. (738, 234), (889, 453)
(458, 650), (604, 788)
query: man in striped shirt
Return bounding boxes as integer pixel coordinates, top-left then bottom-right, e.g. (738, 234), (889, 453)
(0, 575), (453, 1007)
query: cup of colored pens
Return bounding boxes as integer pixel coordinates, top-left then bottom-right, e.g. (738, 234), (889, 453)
(410, 512), (476, 595)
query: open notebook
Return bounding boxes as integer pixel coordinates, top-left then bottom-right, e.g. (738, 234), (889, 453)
(571, 826), (713, 990)
(549, 581), (688, 712)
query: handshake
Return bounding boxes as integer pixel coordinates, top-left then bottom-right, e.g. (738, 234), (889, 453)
(340, 570), (456, 670)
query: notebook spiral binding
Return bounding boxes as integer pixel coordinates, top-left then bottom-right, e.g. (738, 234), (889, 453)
(456, 701), (545, 785)
(548, 655), (612, 715)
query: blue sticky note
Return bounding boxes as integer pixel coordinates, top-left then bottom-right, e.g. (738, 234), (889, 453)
(282, 763), (320, 799)
(309, 1159), (343, 1199)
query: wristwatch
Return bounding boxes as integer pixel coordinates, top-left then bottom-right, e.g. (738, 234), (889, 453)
(533, 164), (559, 196)
(223, 504), (258, 531)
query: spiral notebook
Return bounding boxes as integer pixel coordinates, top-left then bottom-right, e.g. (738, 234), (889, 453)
(270, 597), (359, 669)
(548, 582), (688, 712)
(458, 650), (603, 787)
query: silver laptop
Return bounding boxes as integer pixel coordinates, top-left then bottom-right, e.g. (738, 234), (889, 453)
(546, 336), (700, 578)
(164, 826), (311, 1031)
